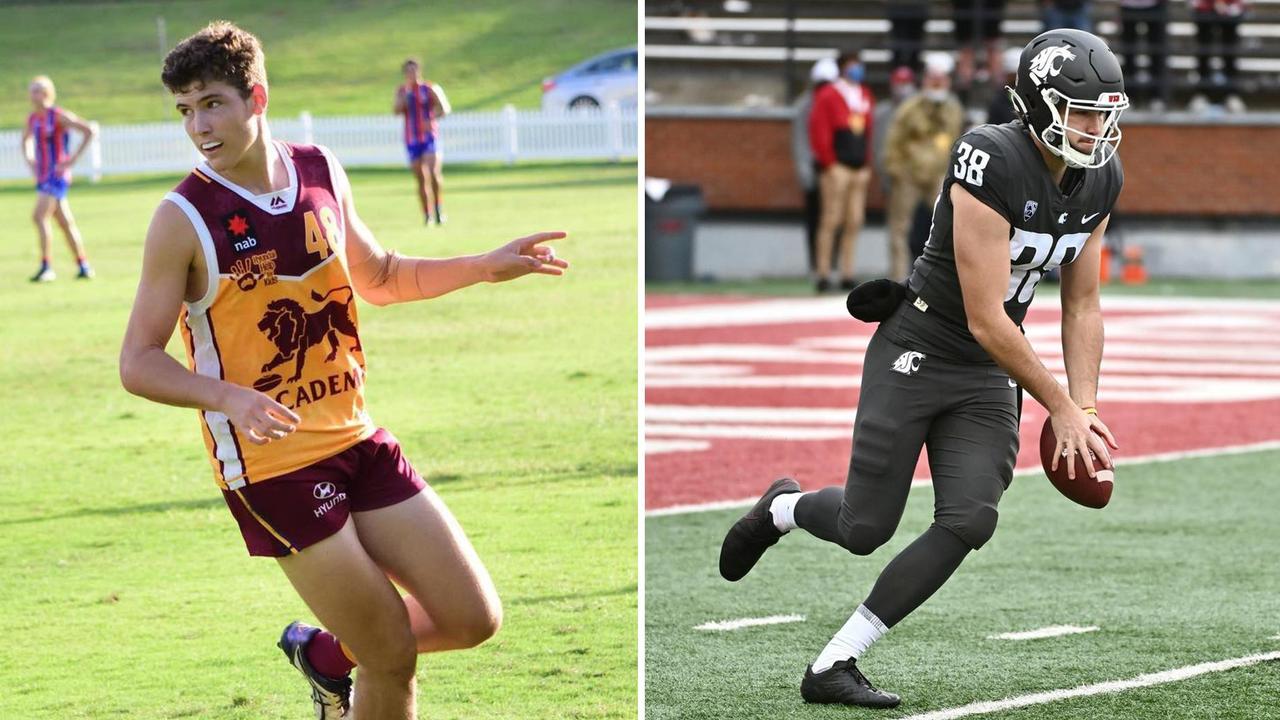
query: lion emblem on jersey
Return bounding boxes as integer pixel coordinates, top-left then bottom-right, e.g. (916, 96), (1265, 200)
(1028, 46), (1075, 86)
(257, 286), (362, 383)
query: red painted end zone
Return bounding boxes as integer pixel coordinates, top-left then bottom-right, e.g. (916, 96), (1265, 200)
(645, 294), (1280, 510)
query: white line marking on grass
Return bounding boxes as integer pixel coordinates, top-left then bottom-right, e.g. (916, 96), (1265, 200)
(899, 651), (1280, 720)
(695, 614), (805, 631)
(645, 440), (1280, 516)
(988, 625), (1099, 640)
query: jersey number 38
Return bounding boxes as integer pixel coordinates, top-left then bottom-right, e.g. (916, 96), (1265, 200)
(953, 141), (991, 187)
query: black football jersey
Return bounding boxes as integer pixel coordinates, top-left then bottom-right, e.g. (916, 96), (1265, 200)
(889, 120), (1123, 362)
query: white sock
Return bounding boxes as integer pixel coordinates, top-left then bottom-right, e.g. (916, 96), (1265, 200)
(769, 491), (802, 533)
(811, 605), (887, 673)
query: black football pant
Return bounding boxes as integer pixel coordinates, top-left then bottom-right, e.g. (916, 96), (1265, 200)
(794, 325), (1020, 627)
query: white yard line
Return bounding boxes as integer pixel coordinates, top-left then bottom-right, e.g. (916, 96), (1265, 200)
(645, 440), (1280, 516)
(989, 625), (1099, 641)
(898, 651), (1280, 720)
(694, 614), (805, 631)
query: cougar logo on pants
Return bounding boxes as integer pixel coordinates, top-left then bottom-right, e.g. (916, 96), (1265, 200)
(891, 350), (926, 376)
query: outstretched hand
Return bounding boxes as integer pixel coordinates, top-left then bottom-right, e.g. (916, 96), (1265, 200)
(480, 231), (569, 283)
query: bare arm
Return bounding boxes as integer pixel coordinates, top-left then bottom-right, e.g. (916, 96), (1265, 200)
(1059, 215), (1109, 409)
(119, 202), (299, 444)
(328, 156), (568, 307)
(55, 109), (97, 170)
(952, 184), (1111, 477)
(431, 83), (452, 116)
(20, 124), (34, 172)
(393, 88), (406, 115)
(1059, 215), (1119, 448)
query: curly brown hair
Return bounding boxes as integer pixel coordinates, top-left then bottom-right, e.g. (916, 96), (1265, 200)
(161, 21), (267, 98)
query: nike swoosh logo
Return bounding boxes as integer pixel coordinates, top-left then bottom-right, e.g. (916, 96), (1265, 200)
(1082, 212), (1101, 223)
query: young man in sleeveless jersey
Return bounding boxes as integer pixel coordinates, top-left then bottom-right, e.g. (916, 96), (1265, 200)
(120, 22), (567, 719)
(394, 58), (451, 226)
(22, 75), (97, 282)
(719, 29), (1124, 708)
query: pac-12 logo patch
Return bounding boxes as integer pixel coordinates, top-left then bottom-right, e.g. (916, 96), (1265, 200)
(1023, 200), (1039, 222)
(891, 350), (926, 376)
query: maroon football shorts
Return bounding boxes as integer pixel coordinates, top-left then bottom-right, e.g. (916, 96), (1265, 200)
(221, 427), (427, 557)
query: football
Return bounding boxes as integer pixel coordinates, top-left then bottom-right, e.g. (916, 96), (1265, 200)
(1038, 416), (1114, 509)
(253, 373), (284, 392)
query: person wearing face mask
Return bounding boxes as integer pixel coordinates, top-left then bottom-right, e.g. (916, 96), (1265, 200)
(872, 67), (919, 205)
(794, 58), (841, 275)
(808, 51), (876, 293)
(883, 54), (964, 280)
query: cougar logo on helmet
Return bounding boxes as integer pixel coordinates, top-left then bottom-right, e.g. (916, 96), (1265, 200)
(1028, 46), (1075, 86)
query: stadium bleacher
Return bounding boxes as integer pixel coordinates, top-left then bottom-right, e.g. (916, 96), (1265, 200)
(645, 0), (1280, 109)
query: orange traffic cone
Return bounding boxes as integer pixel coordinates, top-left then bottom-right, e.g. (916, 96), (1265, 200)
(1121, 246), (1147, 285)
(1099, 245), (1112, 284)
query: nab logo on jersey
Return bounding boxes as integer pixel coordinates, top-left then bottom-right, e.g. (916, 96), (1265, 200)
(891, 351), (926, 376)
(1029, 46), (1075, 85)
(223, 210), (260, 253)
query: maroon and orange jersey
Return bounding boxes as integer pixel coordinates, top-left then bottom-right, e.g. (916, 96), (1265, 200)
(168, 142), (376, 490)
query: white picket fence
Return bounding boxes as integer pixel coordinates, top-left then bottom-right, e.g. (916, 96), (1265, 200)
(0, 105), (636, 182)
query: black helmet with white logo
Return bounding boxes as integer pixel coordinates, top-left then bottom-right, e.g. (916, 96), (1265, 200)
(1007, 29), (1128, 169)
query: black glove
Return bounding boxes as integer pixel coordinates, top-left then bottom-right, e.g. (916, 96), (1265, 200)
(845, 279), (907, 323)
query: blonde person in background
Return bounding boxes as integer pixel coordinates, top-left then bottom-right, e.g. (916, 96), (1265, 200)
(884, 54), (964, 280)
(21, 75), (98, 282)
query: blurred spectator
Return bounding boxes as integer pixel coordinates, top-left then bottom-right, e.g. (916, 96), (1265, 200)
(986, 47), (1022, 125)
(873, 67), (919, 201)
(952, 0), (1006, 97)
(889, 0), (930, 75)
(1119, 0), (1170, 109)
(1042, 0), (1093, 31)
(792, 58), (839, 275)
(809, 51), (875, 293)
(1189, 0), (1248, 113)
(884, 54), (963, 280)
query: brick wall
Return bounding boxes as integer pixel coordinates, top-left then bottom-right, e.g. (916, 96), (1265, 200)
(646, 115), (1280, 217)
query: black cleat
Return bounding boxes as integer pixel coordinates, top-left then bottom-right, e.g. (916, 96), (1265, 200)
(801, 659), (901, 708)
(718, 477), (801, 581)
(816, 278), (832, 294)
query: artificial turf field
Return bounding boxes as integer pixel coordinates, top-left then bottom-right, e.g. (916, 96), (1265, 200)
(0, 161), (637, 719)
(645, 449), (1280, 719)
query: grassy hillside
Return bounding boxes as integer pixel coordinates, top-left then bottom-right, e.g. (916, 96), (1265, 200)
(0, 0), (636, 128)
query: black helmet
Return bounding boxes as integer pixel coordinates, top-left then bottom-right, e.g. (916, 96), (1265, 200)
(1007, 29), (1128, 169)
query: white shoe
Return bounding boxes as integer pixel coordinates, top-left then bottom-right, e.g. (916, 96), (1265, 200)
(30, 266), (55, 282)
(1225, 94), (1246, 114)
(1188, 94), (1210, 113)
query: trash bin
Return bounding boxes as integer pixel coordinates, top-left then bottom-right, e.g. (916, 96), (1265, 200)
(645, 182), (705, 282)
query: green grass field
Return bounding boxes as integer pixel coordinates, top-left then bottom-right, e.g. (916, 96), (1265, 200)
(0, 0), (635, 128)
(645, 451), (1280, 719)
(0, 161), (637, 718)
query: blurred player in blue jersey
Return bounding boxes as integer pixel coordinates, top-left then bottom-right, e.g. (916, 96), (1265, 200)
(394, 58), (452, 225)
(21, 76), (97, 282)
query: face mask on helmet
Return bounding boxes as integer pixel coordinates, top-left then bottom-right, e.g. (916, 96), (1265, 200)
(1035, 87), (1127, 169)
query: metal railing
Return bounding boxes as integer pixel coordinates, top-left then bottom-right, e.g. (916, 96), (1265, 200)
(0, 104), (636, 182)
